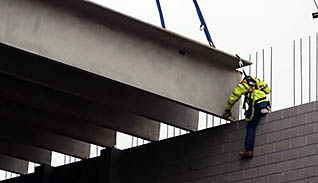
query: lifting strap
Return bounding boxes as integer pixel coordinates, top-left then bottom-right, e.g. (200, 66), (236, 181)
(155, 0), (166, 28)
(192, 0), (215, 47)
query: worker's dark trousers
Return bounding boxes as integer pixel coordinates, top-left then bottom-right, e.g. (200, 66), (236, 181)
(245, 105), (262, 152)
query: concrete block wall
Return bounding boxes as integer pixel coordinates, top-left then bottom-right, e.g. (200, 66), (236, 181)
(117, 101), (318, 183)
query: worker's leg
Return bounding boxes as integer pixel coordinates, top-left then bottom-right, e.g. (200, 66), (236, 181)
(245, 108), (261, 152)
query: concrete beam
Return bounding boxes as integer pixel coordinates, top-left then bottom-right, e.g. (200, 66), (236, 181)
(0, 99), (116, 148)
(0, 141), (51, 165)
(0, 0), (246, 118)
(0, 43), (198, 131)
(0, 123), (90, 159)
(0, 73), (161, 139)
(0, 155), (28, 175)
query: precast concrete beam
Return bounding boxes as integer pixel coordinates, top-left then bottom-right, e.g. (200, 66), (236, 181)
(0, 154), (28, 175)
(0, 99), (116, 147)
(0, 73), (161, 139)
(0, 43), (198, 131)
(0, 0), (248, 118)
(0, 141), (51, 165)
(0, 123), (90, 159)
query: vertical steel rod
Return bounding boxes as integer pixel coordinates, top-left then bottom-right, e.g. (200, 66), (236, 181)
(300, 38), (303, 104)
(131, 136), (134, 147)
(293, 41), (296, 106)
(262, 49), (265, 81)
(316, 33), (318, 101)
(309, 36), (312, 102)
(64, 155), (66, 165)
(212, 116), (214, 127)
(249, 54), (252, 75)
(256, 52), (258, 78)
(173, 127), (175, 137)
(206, 113), (208, 128)
(270, 47), (273, 105)
(167, 124), (169, 138)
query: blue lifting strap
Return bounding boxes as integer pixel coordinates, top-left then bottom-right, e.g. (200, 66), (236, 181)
(155, 0), (166, 28)
(192, 0), (215, 47)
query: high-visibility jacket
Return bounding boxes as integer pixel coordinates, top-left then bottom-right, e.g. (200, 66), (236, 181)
(225, 77), (271, 112)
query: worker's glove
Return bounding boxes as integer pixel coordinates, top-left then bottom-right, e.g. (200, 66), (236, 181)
(223, 110), (232, 119)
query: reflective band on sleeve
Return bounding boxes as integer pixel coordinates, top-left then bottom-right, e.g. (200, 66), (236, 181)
(232, 92), (241, 98)
(240, 83), (249, 91)
(227, 101), (234, 106)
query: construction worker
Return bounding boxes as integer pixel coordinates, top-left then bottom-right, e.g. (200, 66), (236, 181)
(223, 76), (271, 157)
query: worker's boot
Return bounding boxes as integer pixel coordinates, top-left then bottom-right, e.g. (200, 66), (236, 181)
(239, 151), (253, 157)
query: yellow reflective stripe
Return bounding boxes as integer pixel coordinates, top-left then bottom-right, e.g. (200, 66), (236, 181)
(232, 92), (241, 98)
(240, 83), (249, 91)
(227, 101), (234, 106)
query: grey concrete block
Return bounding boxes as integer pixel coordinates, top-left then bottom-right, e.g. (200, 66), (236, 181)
(274, 139), (290, 152)
(268, 110), (284, 122)
(298, 144), (316, 157)
(266, 131), (282, 143)
(244, 167), (260, 180)
(290, 114), (306, 127)
(259, 114), (268, 124)
(260, 122), (275, 134)
(298, 102), (315, 114)
(282, 124), (315, 139)
(283, 106), (299, 118)
(275, 118), (290, 131)
(305, 110), (318, 124)
(249, 155), (266, 167)
(229, 170), (245, 182)
(265, 152), (282, 164)
(260, 143), (275, 155)
(307, 133), (318, 145)
(282, 167), (314, 182)
(289, 136), (307, 149)
(255, 134), (266, 146)
(265, 173), (281, 183)
(307, 176), (318, 183)
(282, 148), (300, 161)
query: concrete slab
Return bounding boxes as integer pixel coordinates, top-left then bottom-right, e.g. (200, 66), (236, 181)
(0, 0), (248, 118)
(0, 99), (116, 147)
(0, 154), (28, 175)
(0, 123), (90, 159)
(0, 43), (198, 131)
(0, 142), (51, 165)
(0, 73), (162, 139)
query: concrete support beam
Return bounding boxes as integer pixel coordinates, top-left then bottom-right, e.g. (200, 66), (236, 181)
(0, 43), (198, 131)
(0, 99), (116, 148)
(0, 123), (90, 159)
(0, 0), (247, 119)
(0, 73), (161, 139)
(0, 141), (51, 165)
(0, 154), (28, 175)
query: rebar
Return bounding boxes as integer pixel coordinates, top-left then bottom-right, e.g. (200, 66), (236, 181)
(309, 36), (312, 102)
(300, 38), (303, 104)
(293, 41), (296, 106)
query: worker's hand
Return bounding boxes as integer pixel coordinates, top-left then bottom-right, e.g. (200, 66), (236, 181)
(223, 110), (232, 119)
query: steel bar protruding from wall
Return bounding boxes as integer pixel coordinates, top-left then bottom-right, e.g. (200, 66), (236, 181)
(293, 40), (296, 106)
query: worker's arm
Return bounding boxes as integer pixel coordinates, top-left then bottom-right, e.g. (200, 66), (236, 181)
(256, 79), (271, 94)
(225, 82), (249, 111)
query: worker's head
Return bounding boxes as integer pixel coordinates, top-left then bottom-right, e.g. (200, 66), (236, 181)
(243, 76), (257, 86)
